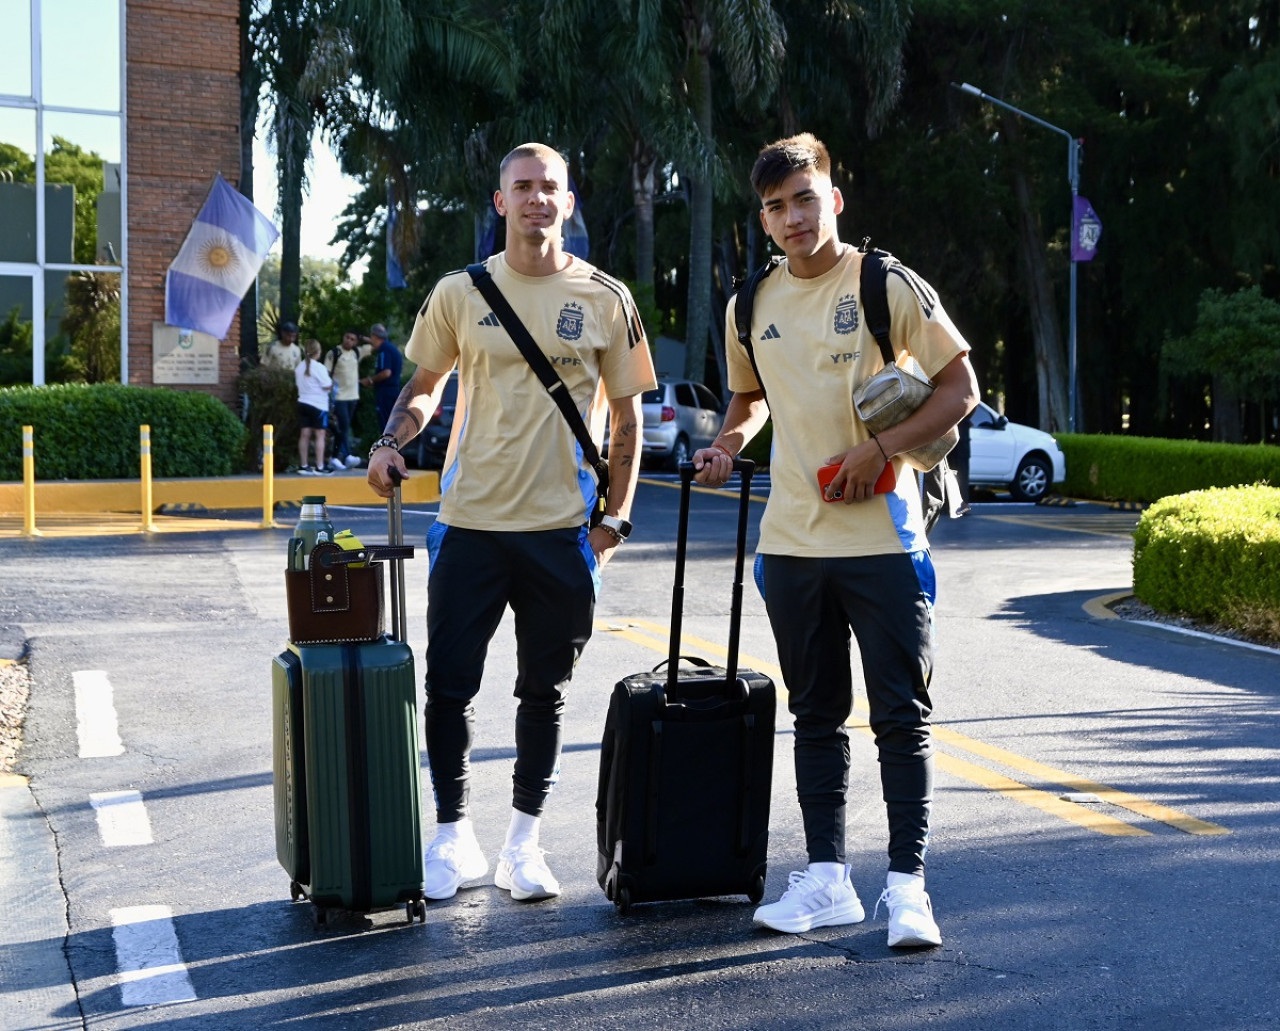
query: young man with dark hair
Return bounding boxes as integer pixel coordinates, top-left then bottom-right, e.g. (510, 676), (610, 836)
(367, 142), (656, 905)
(694, 133), (978, 947)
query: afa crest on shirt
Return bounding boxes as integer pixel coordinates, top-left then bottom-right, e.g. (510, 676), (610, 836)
(557, 302), (585, 341)
(834, 294), (859, 335)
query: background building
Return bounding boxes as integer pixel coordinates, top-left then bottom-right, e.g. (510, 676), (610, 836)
(0, 0), (243, 407)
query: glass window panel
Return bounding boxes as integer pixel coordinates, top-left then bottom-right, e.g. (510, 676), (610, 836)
(0, 107), (38, 262)
(0, 274), (35, 386)
(41, 0), (120, 112)
(45, 267), (121, 382)
(43, 111), (120, 264)
(0, 0), (34, 98)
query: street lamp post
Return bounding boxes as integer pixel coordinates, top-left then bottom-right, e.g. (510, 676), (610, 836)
(952, 82), (1081, 432)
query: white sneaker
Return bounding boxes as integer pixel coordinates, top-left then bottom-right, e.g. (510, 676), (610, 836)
(876, 880), (942, 947)
(752, 867), (865, 933)
(344, 455), (363, 468)
(423, 834), (488, 900)
(495, 842), (561, 901)
(327, 456), (345, 471)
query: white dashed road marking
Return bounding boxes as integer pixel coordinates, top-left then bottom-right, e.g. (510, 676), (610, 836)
(110, 905), (197, 1006)
(90, 791), (154, 847)
(73, 670), (124, 758)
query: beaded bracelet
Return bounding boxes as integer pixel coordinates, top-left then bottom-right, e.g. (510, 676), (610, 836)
(368, 435), (401, 459)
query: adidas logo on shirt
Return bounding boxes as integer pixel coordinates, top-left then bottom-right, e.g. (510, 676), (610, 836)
(761, 324), (781, 340)
(478, 312), (500, 327)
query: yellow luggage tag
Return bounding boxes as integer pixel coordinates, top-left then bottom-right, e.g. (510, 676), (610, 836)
(334, 529), (366, 568)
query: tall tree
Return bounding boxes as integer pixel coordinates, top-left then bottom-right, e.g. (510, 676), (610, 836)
(675, 1), (786, 382)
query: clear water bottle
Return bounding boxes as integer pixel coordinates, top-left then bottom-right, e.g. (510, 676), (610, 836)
(290, 495), (335, 571)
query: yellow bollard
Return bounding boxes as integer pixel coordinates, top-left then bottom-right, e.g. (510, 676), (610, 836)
(22, 425), (42, 537)
(140, 424), (158, 532)
(260, 424), (280, 528)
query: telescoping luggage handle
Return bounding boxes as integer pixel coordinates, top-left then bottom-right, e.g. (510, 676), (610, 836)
(387, 469), (408, 642)
(669, 459), (756, 698)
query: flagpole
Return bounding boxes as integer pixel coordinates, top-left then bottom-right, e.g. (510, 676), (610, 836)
(953, 83), (1081, 432)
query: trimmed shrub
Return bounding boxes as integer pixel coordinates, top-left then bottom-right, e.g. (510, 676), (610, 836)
(0, 383), (245, 480)
(1058, 433), (1278, 503)
(1133, 485), (1280, 644)
(238, 363), (299, 472)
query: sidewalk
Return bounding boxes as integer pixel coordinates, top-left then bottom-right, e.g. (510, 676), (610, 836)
(0, 769), (80, 1030)
(0, 469), (440, 539)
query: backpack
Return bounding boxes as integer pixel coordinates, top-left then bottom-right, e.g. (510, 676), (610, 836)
(733, 240), (953, 535)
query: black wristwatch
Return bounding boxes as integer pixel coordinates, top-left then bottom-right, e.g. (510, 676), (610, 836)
(599, 515), (632, 541)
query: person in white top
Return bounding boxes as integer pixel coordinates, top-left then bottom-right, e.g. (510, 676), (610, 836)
(294, 339), (334, 475)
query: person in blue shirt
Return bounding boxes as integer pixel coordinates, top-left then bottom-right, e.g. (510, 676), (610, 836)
(361, 323), (403, 429)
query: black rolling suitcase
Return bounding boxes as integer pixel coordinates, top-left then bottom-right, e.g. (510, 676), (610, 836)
(597, 459), (775, 914)
(272, 481), (426, 927)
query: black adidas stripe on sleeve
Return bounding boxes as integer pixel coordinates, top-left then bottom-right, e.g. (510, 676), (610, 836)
(589, 270), (644, 349)
(886, 264), (939, 320)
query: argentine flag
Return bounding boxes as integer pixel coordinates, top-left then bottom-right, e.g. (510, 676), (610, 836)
(165, 174), (279, 340)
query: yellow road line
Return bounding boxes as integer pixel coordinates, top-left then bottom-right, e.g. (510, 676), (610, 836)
(930, 750), (1148, 836)
(1084, 590), (1131, 619)
(982, 512), (1137, 540)
(600, 616), (1226, 837)
(930, 725), (1229, 836)
(636, 476), (770, 504)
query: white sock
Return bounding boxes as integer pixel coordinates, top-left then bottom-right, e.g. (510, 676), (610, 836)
(808, 862), (848, 885)
(505, 809), (540, 849)
(887, 871), (924, 889)
(433, 817), (476, 845)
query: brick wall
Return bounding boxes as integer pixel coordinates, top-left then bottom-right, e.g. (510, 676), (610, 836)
(126, 0), (243, 408)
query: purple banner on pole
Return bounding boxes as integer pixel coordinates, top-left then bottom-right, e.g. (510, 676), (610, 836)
(1072, 196), (1102, 262)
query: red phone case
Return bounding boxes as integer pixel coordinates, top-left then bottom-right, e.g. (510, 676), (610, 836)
(817, 461), (896, 501)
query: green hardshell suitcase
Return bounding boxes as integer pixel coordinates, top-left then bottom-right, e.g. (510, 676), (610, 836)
(272, 482), (426, 926)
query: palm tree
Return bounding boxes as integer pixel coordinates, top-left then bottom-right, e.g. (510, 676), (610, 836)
(671, 1), (786, 382)
(249, 1), (516, 326)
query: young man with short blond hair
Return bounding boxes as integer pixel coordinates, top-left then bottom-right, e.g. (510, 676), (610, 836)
(368, 142), (656, 904)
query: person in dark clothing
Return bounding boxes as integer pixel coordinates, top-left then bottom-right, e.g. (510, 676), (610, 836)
(361, 323), (403, 430)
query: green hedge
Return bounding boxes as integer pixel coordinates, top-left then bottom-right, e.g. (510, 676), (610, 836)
(0, 383), (246, 480)
(1058, 433), (1279, 503)
(1133, 485), (1280, 643)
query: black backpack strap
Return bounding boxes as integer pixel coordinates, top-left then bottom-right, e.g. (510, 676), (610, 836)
(733, 256), (783, 401)
(857, 239), (897, 367)
(466, 262), (609, 523)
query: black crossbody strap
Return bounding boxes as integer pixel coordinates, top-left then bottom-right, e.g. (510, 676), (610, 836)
(732, 256), (783, 404)
(857, 240), (897, 366)
(466, 263), (609, 521)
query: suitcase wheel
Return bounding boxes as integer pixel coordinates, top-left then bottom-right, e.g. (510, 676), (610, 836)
(749, 875), (766, 905)
(405, 899), (426, 924)
(614, 886), (632, 916)
(289, 880), (305, 903)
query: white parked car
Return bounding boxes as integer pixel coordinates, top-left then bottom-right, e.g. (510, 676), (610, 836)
(966, 401), (1066, 502)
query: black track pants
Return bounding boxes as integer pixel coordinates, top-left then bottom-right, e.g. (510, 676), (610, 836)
(762, 551), (935, 875)
(423, 524), (597, 823)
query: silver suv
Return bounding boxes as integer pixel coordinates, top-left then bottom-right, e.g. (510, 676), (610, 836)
(641, 379), (724, 469)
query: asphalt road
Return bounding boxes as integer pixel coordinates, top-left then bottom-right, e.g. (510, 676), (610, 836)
(1, 476), (1277, 1031)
